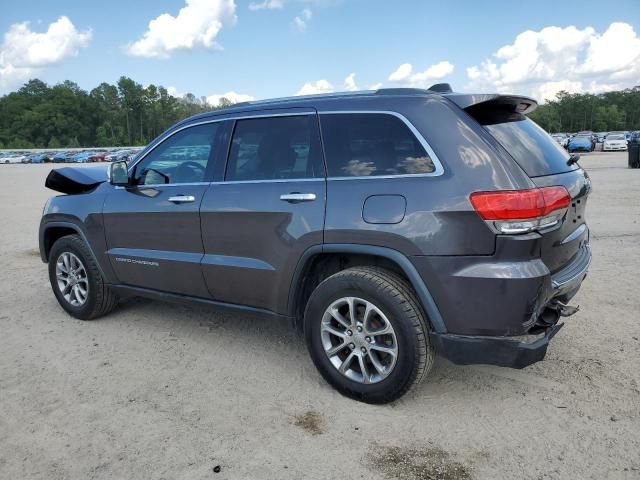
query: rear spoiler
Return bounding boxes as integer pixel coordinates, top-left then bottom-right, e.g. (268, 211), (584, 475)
(446, 93), (538, 115)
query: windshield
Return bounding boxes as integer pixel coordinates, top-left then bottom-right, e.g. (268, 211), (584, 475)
(608, 135), (625, 140)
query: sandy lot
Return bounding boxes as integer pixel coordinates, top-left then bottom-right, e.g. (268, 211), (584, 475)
(1, 153), (639, 480)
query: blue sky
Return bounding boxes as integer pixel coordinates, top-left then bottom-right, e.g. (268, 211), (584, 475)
(1, 0), (639, 103)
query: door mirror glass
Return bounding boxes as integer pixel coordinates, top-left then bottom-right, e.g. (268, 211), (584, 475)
(110, 160), (129, 186)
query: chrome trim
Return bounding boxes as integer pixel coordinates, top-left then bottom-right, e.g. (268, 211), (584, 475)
(280, 193), (317, 202)
(211, 178), (324, 185)
(128, 110), (444, 182)
(168, 195), (196, 203)
(127, 111), (316, 174)
(551, 244), (592, 290)
(114, 181), (210, 190)
(560, 224), (587, 245)
(320, 110), (445, 178)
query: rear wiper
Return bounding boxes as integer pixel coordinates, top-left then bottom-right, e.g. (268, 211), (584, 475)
(567, 153), (580, 166)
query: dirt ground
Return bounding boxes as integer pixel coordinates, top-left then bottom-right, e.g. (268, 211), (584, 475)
(0, 152), (639, 480)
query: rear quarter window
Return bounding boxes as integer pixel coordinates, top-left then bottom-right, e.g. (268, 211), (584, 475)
(471, 108), (576, 177)
(320, 113), (436, 177)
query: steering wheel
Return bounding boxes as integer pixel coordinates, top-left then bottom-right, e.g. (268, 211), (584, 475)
(173, 161), (206, 183)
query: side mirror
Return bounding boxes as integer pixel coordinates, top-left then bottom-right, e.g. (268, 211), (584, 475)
(109, 160), (129, 186)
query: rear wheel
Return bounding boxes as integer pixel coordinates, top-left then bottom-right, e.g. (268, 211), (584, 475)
(48, 234), (118, 320)
(304, 266), (434, 403)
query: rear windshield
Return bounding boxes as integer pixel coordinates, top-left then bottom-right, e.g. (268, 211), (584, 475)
(471, 108), (576, 177)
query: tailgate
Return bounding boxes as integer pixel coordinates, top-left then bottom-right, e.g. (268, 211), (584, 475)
(463, 96), (591, 273)
(531, 169), (591, 273)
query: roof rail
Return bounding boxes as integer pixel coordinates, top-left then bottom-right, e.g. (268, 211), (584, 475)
(374, 88), (431, 96)
(224, 85), (455, 109)
(236, 90), (375, 107)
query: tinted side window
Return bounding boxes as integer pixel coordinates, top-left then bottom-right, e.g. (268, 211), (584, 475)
(321, 113), (435, 177)
(226, 115), (324, 181)
(133, 123), (218, 185)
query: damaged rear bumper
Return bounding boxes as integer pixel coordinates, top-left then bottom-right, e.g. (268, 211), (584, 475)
(430, 322), (564, 369)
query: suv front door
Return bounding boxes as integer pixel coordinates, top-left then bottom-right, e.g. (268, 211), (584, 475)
(200, 110), (326, 313)
(103, 121), (229, 297)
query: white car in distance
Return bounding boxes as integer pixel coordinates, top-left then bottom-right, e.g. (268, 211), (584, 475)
(603, 134), (628, 151)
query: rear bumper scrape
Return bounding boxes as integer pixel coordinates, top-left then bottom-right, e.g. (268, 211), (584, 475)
(430, 322), (564, 369)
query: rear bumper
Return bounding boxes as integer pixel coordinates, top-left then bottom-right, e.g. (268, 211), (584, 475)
(411, 237), (591, 336)
(430, 323), (564, 369)
(551, 242), (591, 299)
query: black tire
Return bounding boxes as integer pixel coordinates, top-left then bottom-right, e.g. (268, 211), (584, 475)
(304, 266), (434, 404)
(48, 234), (118, 320)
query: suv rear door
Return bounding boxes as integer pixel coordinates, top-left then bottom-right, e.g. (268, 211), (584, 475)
(199, 109), (326, 313)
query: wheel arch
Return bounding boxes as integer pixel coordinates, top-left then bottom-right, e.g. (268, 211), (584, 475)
(287, 244), (447, 333)
(39, 221), (109, 281)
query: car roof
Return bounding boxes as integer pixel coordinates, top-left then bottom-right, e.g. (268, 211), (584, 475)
(174, 86), (538, 128)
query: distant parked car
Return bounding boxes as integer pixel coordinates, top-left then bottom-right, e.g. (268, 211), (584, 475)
(88, 151), (108, 162)
(577, 131), (597, 149)
(52, 152), (70, 163)
(2, 154), (28, 164)
(568, 134), (594, 153)
(551, 134), (569, 148)
(603, 134), (628, 151)
(30, 153), (52, 164)
(106, 150), (133, 162)
(70, 151), (92, 163)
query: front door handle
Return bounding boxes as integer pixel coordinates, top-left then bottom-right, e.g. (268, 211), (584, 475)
(168, 195), (196, 203)
(280, 193), (317, 203)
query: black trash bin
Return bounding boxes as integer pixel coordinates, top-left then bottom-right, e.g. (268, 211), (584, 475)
(629, 133), (640, 168)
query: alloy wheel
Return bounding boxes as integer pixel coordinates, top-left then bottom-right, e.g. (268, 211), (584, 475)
(320, 296), (398, 384)
(55, 252), (89, 307)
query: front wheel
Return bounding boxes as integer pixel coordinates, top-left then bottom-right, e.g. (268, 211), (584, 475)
(304, 267), (434, 403)
(48, 234), (118, 320)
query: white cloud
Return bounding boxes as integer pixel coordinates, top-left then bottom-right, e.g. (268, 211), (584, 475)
(466, 22), (640, 101)
(126, 0), (236, 58)
(0, 16), (91, 90)
(389, 63), (412, 82)
(249, 0), (284, 10)
(388, 61), (454, 87)
(369, 82), (383, 90)
(296, 79), (334, 95)
(343, 73), (357, 91)
(166, 86), (184, 97)
(206, 91), (255, 106)
(292, 8), (312, 31)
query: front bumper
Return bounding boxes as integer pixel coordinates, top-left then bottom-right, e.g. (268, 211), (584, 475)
(430, 322), (564, 369)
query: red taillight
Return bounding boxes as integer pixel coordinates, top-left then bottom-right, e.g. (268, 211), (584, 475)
(470, 186), (570, 220)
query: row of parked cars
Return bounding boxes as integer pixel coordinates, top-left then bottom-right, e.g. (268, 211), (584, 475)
(551, 131), (637, 153)
(0, 148), (142, 164)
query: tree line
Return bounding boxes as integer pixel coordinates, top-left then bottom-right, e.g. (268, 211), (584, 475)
(528, 87), (640, 134)
(0, 77), (232, 149)
(2, 78), (640, 149)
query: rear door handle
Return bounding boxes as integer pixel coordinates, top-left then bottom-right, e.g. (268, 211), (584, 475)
(168, 195), (196, 203)
(280, 193), (317, 203)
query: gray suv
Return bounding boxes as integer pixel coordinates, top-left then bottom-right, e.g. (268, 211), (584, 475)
(39, 86), (591, 403)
